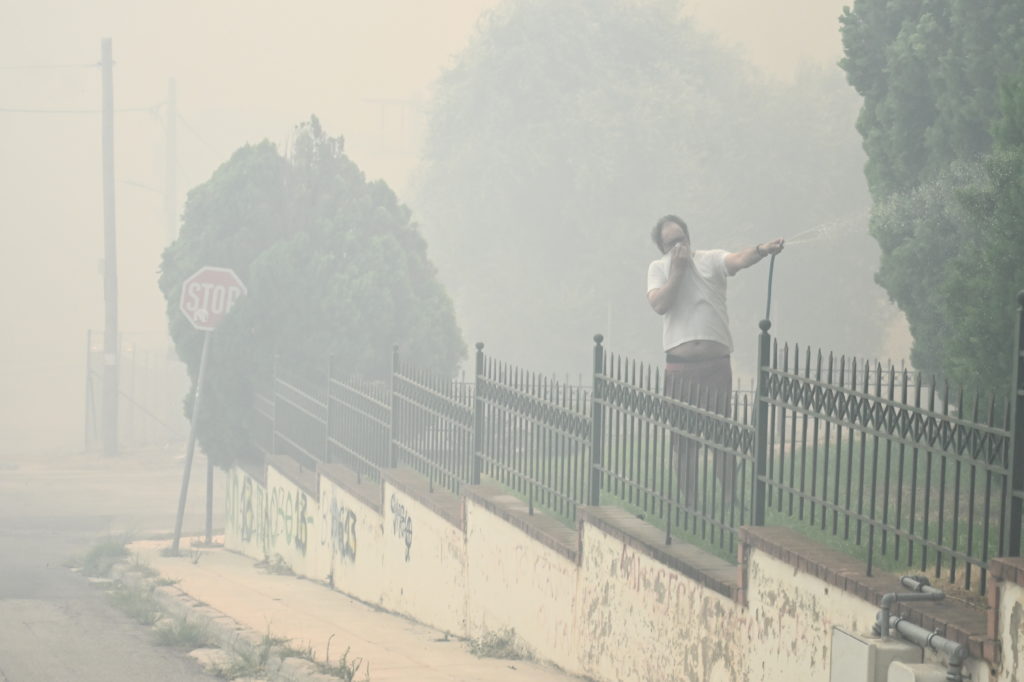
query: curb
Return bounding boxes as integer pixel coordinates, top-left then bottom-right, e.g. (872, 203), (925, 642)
(108, 561), (351, 682)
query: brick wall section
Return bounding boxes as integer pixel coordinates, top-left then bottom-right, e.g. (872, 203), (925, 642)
(268, 453), (318, 497)
(464, 483), (578, 562)
(739, 526), (992, 663)
(385, 466), (465, 530)
(581, 506), (739, 600)
(989, 557), (1024, 587)
(318, 461), (383, 513)
(986, 557), (1024, 665)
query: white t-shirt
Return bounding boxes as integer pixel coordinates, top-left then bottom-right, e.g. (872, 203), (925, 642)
(646, 249), (734, 352)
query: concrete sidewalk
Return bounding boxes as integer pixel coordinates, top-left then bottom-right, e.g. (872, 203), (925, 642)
(131, 538), (585, 682)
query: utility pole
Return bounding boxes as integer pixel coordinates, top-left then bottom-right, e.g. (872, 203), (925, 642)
(101, 38), (119, 457)
(164, 77), (177, 244)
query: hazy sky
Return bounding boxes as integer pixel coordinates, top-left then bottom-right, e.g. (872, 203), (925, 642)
(0, 0), (853, 453)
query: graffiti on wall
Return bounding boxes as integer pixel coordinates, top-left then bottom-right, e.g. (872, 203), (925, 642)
(267, 485), (315, 555)
(226, 471), (270, 554)
(320, 494), (358, 563)
(227, 471), (315, 556)
(390, 493), (413, 562)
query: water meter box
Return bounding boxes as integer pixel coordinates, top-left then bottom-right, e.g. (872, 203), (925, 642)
(830, 627), (922, 682)
(885, 662), (947, 682)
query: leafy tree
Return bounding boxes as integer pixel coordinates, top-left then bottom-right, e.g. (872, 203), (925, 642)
(414, 0), (886, 377)
(840, 0), (1024, 388)
(839, 0), (1024, 199)
(159, 118), (464, 466)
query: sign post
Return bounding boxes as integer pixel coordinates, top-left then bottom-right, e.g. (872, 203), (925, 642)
(170, 266), (246, 554)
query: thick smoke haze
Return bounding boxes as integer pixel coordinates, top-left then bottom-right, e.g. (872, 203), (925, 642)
(1, 0), (895, 455)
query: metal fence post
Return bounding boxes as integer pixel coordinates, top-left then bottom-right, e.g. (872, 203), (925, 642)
(1003, 291), (1024, 556)
(472, 343), (484, 485)
(389, 345), (399, 468)
(272, 353), (280, 460)
(590, 334), (605, 506)
(324, 355), (333, 463)
(752, 320), (772, 526)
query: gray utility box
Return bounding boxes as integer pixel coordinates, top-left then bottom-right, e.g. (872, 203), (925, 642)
(830, 628), (922, 682)
(885, 662), (948, 682)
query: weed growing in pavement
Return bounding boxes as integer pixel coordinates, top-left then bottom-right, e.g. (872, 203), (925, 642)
(322, 635), (368, 682)
(107, 581), (161, 625)
(212, 631), (279, 680)
(317, 648), (368, 681)
(75, 534), (132, 577)
(153, 614), (213, 649)
(129, 552), (159, 578)
(278, 640), (316, 661)
(255, 554), (294, 575)
(468, 627), (530, 660)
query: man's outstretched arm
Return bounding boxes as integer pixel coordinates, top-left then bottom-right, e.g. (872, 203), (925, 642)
(724, 238), (785, 276)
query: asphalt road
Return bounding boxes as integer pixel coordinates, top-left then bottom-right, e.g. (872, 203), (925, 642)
(0, 448), (224, 681)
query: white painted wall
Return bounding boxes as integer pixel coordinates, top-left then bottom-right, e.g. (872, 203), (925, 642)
(380, 483), (468, 636)
(316, 477), (386, 605)
(261, 467), (320, 579)
(745, 550), (877, 679)
(223, 463), (1016, 682)
(575, 524), (745, 682)
(224, 466), (270, 559)
(998, 581), (1024, 682)
(465, 500), (578, 669)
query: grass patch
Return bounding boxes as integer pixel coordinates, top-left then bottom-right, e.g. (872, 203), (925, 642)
(279, 640), (316, 661)
(129, 552), (159, 578)
(153, 614), (213, 649)
(468, 628), (529, 660)
(275, 635), (370, 680)
(77, 534), (132, 577)
(108, 581), (161, 625)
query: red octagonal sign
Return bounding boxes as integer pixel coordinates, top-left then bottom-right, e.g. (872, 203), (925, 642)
(179, 266), (247, 332)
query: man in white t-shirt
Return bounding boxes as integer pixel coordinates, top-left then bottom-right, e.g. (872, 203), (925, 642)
(646, 214), (783, 504)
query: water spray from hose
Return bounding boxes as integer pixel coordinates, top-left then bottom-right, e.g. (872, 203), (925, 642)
(762, 208), (870, 322)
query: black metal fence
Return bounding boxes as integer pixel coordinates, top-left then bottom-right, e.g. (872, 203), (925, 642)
(592, 341), (757, 556)
(758, 332), (1015, 594)
(476, 345), (592, 521)
(252, 297), (1024, 596)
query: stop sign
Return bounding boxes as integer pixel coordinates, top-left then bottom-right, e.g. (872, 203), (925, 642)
(179, 266), (247, 331)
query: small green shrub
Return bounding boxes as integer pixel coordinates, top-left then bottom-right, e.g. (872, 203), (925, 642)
(108, 582), (161, 625)
(469, 628), (528, 660)
(79, 535), (132, 577)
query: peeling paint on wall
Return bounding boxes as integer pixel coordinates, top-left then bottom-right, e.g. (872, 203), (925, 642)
(225, 465), (1020, 682)
(577, 530), (746, 682)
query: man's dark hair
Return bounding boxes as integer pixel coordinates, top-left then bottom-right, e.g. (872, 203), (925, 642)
(651, 214), (689, 253)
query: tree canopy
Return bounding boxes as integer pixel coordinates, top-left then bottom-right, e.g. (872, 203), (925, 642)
(414, 0), (887, 376)
(159, 118), (464, 466)
(840, 0), (1024, 389)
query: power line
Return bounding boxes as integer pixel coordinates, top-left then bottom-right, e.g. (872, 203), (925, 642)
(0, 107), (98, 114)
(0, 62), (97, 70)
(0, 104), (162, 115)
(177, 111), (218, 154)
